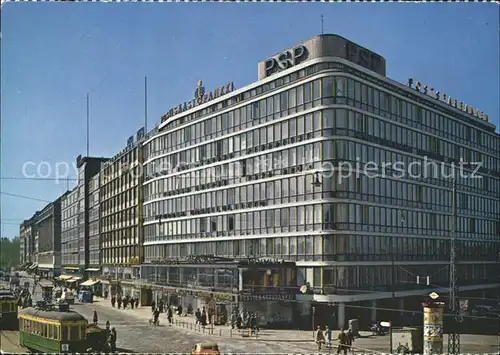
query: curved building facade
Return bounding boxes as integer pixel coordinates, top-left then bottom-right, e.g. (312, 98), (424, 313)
(141, 34), (500, 328)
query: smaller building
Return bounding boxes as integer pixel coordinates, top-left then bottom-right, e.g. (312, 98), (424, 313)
(19, 212), (40, 270)
(35, 195), (64, 279)
(61, 186), (80, 280)
(86, 172), (101, 280)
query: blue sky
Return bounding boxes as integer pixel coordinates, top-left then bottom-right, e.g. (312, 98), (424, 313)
(1, 4), (499, 238)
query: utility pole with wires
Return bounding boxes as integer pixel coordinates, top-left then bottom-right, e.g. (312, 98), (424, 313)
(448, 179), (460, 354)
(320, 14), (324, 35)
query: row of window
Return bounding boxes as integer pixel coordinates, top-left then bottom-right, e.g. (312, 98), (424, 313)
(316, 263), (497, 291)
(101, 245), (139, 265)
(19, 319), (86, 341)
(143, 236), (500, 263)
(147, 104), (498, 191)
(143, 163), (499, 224)
(101, 148), (140, 185)
(101, 188), (139, 218)
(101, 208), (138, 233)
(100, 167), (141, 202)
(61, 190), (79, 209)
(101, 226), (140, 246)
(147, 74), (499, 167)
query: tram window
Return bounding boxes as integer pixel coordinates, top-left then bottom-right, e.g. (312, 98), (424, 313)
(42, 324), (48, 338)
(1, 302), (9, 312)
(19, 319), (23, 331)
(80, 324), (87, 339)
(62, 325), (68, 341)
(56, 325), (61, 340)
(69, 325), (80, 340)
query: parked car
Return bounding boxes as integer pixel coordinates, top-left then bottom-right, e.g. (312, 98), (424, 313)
(191, 342), (220, 355)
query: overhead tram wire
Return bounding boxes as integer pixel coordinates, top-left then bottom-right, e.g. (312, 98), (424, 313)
(0, 177), (77, 181)
(1, 192), (52, 203)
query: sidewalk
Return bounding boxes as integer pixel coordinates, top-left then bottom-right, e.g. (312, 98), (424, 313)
(90, 297), (371, 343)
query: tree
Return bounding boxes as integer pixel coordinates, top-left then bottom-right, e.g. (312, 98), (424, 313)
(0, 237), (20, 268)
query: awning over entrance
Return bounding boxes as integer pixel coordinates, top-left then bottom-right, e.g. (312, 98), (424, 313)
(81, 280), (100, 286)
(70, 277), (83, 281)
(85, 268), (101, 272)
(58, 275), (73, 280)
(29, 263), (38, 269)
(64, 267), (80, 271)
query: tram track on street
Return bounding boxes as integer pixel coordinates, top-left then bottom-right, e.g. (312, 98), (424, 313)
(0, 330), (30, 354)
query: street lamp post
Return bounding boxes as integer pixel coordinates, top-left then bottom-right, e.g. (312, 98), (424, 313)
(312, 306), (316, 339)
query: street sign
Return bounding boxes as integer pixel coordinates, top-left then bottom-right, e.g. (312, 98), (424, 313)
(380, 321), (392, 327)
(429, 292), (439, 299)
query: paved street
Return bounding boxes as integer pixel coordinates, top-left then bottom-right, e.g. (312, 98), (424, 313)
(3, 277), (499, 354)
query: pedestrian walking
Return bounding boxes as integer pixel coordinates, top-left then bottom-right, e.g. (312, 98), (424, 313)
(315, 326), (325, 351)
(346, 328), (355, 353)
(325, 325), (333, 348)
(167, 306), (173, 325)
(92, 309), (98, 325)
(151, 300), (156, 313)
(110, 327), (117, 352)
(195, 308), (201, 325)
(337, 328), (348, 355)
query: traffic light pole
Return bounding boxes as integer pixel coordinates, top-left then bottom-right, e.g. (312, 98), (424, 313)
(447, 179), (460, 354)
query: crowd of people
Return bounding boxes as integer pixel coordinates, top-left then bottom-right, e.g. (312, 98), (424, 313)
(109, 293), (140, 310)
(315, 326), (355, 353)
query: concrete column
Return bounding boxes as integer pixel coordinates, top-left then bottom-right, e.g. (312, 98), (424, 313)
(238, 269), (245, 291)
(337, 302), (345, 330)
(371, 300), (377, 323)
(213, 268), (218, 288)
(399, 299), (405, 318)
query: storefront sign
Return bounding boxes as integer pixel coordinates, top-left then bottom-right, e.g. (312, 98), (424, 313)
(240, 293), (294, 301)
(265, 45), (308, 77)
(408, 78), (489, 122)
(161, 80), (235, 122)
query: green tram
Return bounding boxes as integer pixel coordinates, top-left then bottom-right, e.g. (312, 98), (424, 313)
(0, 289), (18, 330)
(18, 303), (107, 353)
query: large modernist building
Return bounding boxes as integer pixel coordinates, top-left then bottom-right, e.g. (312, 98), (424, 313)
(100, 129), (146, 297)
(141, 34), (500, 328)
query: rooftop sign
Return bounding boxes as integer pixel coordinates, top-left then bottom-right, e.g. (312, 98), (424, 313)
(408, 78), (489, 122)
(258, 35), (386, 79)
(161, 80), (235, 123)
(264, 45), (308, 77)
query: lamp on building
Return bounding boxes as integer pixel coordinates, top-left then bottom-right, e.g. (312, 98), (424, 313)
(312, 172), (322, 187)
